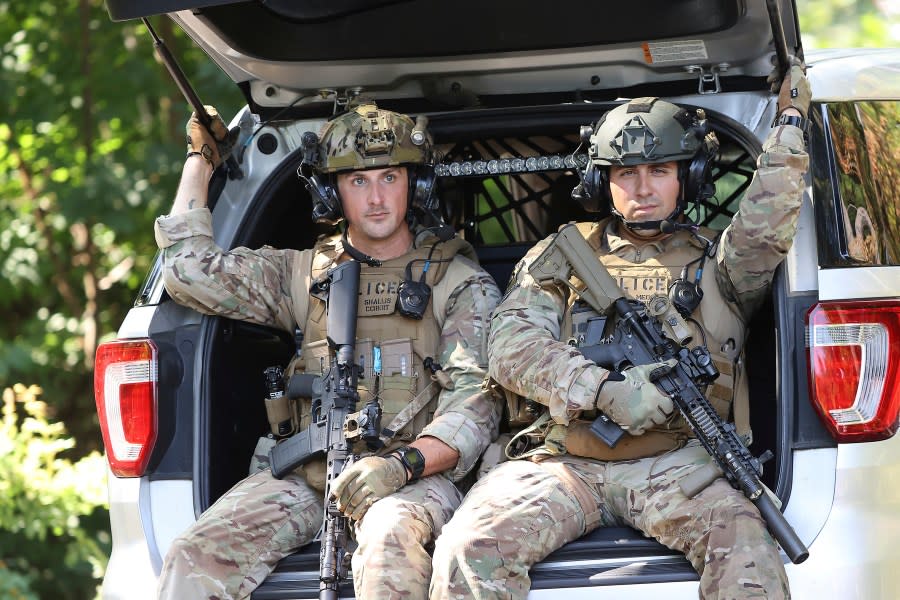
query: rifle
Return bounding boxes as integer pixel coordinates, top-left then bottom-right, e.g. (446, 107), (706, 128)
(267, 259), (372, 599)
(528, 224), (809, 564)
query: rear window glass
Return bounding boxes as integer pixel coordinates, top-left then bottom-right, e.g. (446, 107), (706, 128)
(827, 101), (900, 265)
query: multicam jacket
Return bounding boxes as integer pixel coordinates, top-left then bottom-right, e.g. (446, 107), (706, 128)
(155, 210), (502, 481)
(489, 123), (809, 435)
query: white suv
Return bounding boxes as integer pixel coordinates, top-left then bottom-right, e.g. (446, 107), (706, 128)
(95, 1), (900, 598)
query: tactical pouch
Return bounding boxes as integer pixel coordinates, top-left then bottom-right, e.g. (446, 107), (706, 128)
(484, 376), (537, 429)
(563, 419), (685, 461)
(264, 393), (296, 438)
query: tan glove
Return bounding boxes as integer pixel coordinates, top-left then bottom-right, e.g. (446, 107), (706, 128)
(330, 455), (408, 521)
(595, 360), (677, 436)
(185, 105), (239, 168)
(766, 58), (811, 118)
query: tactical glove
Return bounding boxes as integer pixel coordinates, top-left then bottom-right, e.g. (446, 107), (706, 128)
(767, 59), (811, 118)
(330, 455), (408, 521)
(185, 105), (239, 169)
(595, 360), (677, 436)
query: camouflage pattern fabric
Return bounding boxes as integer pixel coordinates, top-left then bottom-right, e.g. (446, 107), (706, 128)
(430, 443), (789, 599)
(431, 121), (808, 599)
(316, 103), (431, 173)
(153, 213), (501, 599)
(157, 469), (322, 600)
(352, 473), (462, 598)
(154, 213), (501, 478)
(486, 121), (808, 424)
(157, 467), (462, 600)
(716, 123), (808, 318)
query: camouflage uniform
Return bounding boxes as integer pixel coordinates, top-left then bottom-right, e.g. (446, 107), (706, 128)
(430, 123), (808, 599)
(154, 208), (502, 600)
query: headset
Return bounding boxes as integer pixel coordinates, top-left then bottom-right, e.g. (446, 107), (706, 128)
(572, 113), (717, 216)
(297, 131), (438, 226)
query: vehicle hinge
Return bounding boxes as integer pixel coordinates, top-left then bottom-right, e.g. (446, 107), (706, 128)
(318, 87), (366, 115)
(685, 63), (730, 95)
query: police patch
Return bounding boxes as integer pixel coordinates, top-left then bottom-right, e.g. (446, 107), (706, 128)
(359, 274), (399, 316)
(607, 266), (672, 305)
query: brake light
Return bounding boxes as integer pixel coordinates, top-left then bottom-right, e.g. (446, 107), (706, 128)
(807, 301), (900, 443)
(94, 339), (158, 477)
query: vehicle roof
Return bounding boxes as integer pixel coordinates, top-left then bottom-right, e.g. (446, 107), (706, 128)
(805, 48), (900, 101)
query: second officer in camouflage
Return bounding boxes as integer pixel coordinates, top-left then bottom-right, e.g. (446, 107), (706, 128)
(430, 65), (812, 599)
(155, 103), (502, 600)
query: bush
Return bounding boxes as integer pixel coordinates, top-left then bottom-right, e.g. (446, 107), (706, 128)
(0, 384), (110, 600)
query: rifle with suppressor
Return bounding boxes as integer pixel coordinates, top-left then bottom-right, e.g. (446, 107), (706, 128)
(528, 224), (809, 564)
(267, 259), (372, 599)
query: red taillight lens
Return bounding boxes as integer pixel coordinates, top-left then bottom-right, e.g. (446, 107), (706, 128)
(94, 339), (158, 477)
(807, 301), (900, 443)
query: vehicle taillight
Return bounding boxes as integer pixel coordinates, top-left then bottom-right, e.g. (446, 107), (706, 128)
(94, 339), (158, 477)
(807, 301), (900, 443)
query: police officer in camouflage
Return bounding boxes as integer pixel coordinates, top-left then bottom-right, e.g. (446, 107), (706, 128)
(430, 65), (811, 599)
(154, 103), (502, 599)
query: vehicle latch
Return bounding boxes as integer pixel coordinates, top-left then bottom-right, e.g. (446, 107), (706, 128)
(686, 63), (729, 95)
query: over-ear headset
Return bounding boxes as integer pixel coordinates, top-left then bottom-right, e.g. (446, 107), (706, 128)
(298, 132), (439, 226)
(571, 104), (718, 215)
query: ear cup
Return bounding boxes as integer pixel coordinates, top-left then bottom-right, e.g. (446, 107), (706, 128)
(409, 164), (438, 212)
(683, 145), (715, 205)
(571, 163), (609, 213)
(306, 172), (343, 225)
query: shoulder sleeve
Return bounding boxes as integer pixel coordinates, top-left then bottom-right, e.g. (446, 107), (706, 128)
(487, 233), (610, 425)
(715, 124), (809, 318)
(418, 258), (503, 481)
(155, 209), (309, 332)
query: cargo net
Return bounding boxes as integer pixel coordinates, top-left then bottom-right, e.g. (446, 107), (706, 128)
(434, 133), (757, 245)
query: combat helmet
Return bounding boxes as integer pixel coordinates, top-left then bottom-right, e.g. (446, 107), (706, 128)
(299, 103), (437, 225)
(317, 103), (432, 173)
(573, 97), (718, 230)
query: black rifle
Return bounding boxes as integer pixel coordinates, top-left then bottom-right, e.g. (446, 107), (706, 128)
(529, 224), (809, 564)
(268, 259), (364, 599)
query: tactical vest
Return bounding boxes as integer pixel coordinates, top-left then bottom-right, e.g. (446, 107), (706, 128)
(509, 219), (750, 461)
(286, 231), (476, 487)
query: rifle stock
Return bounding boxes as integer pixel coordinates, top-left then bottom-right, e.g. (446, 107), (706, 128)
(268, 259), (362, 598)
(532, 224), (809, 564)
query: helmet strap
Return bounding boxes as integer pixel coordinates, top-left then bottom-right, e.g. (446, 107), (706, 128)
(341, 230), (382, 267)
(613, 204), (684, 234)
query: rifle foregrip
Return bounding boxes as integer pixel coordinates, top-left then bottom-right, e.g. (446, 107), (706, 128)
(753, 491), (809, 564)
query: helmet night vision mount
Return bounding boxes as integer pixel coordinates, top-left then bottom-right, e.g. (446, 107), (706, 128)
(298, 104), (437, 226)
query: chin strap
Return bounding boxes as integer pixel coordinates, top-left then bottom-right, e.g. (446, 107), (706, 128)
(341, 230), (382, 267)
(614, 205), (684, 234)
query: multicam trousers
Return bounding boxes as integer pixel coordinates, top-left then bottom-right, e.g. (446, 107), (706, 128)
(157, 454), (462, 599)
(430, 441), (790, 600)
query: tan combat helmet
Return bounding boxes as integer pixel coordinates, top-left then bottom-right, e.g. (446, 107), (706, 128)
(588, 97), (708, 167)
(316, 103), (432, 174)
(574, 97), (718, 229)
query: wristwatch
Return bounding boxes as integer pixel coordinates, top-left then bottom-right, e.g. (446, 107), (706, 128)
(392, 446), (426, 482)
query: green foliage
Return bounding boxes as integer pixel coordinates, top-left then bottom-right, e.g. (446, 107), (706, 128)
(0, 0), (241, 444)
(797, 0), (900, 49)
(1, 1), (241, 594)
(0, 384), (110, 600)
(0, 0), (896, 596)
